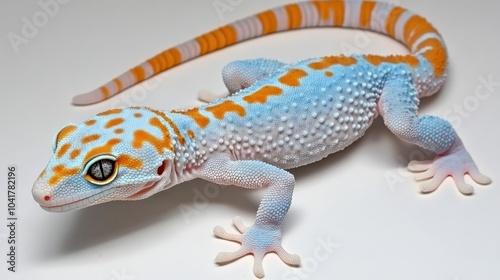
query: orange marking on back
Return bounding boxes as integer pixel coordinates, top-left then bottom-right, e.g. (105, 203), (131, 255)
(83, 138), (121, 162)
(114, 79), (123, 91)
(97, 108), (123, 116)
(114, 128), (124, 134)
(132, 117), (172, 154)
(325, 71), (334, 77)
(220, 25), (237, 46)
(308, 56), (358, 70)
(70, 149), (81, 160)
(56, 143), (71, 159)
(403, 15), (438, 48)
(84, 119), (96, 126)
(48, 164), (79, 186)
(81, 134), (101, 144)
(279, 69), (308, 87)
(56, 125), (77, 145)
(360, 1), (376, 28)
(243, 85), (283, 104)
(187, 130), (195, 139)
(285, 4), (302, 29)
(131, 66), (146, 82)
(105, 118), (125, 129)
(386, 6), (405, 38)
(134, 113), (142, 118)
(416, 38), (446, 77)
(257, 10), (278, 34)
(101, 87), (110, 99)
(116, 154), (143, 170)
(174, 108), (210, 129)
(206, 100), (246, 120)
(364, 54), (419, 67)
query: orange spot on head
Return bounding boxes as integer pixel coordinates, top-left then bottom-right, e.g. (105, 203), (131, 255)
(206, 100), (246, 120)
(285, 4), (302, 29)
(105, 118), (125, 129)
(114, 128), (124, 134)
(70, 149), (81, 160)
(173, 108), (210, 129)
(364, 54), (420, 67)
(116, 154), (143, 170)
(308, 55), (358, 70)
(416, 38), (447, 77)
(48, 164), (80, 186)
(56, 143), (71, 159)
(187, 130), (195, 139)
(243, 85), (283, 104)
(385, 6), (406, 37)
(359, 1), (376, 28)
(83, 138), (121, 163)
(81, 134), (101, 144)
(257, 10), (278, 34)
(279, 69), (308, 87)
(55, 125), (77, 146)
(325, 71), (334, 77)
(97, 108), (123, 116)
(132, 117), (172, 154)
(85, 119), (96, 126)
(134, 113), (142, 118)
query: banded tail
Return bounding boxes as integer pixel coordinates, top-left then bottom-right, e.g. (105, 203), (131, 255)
(72, 0), (447, 105)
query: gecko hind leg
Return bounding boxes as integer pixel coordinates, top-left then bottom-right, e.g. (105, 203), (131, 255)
(198, 59), (286, 103)
(379, 76), (491, 194)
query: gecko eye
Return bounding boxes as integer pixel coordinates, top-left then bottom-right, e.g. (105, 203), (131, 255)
(83, 155), (118, 185)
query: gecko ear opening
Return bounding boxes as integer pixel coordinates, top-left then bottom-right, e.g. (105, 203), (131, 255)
(52, 123), (77, 153)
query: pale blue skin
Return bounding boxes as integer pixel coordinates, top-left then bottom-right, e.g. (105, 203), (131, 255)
(33, 56), (491, 278)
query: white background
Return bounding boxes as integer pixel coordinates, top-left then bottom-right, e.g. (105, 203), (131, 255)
(1, 0), (499, 279)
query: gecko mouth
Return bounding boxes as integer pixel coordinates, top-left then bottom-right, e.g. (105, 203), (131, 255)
(41, 180), (161, 213)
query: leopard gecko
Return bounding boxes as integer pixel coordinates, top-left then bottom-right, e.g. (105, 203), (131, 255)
(32, 1), (491, 278)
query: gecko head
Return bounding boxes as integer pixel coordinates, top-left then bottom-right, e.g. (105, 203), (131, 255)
(32, 107), (178, 212)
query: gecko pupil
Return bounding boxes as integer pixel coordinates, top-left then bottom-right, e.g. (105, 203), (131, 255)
(88, 159), (115, 181)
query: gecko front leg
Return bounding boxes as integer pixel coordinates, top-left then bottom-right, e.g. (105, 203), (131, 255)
(197, 154), (300, 278)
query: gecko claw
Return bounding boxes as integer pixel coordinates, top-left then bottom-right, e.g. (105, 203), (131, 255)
(214, 217), (300, 278)
(408, 140), (491, 195)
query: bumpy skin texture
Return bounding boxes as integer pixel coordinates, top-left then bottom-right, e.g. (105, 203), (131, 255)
(32, 1), (491, 278)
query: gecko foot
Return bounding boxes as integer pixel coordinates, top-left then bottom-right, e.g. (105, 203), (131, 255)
(408, 140), (491, 195)
(213, 216), (300, 278)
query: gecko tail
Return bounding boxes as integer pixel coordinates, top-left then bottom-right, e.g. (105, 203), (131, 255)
(73, 1), (447, 105)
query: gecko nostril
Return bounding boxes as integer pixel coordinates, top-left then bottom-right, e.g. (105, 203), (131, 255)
(44, 195), (51, 201)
